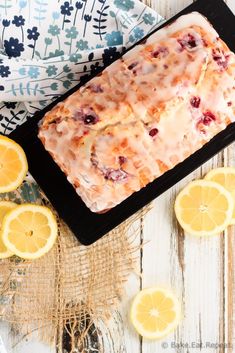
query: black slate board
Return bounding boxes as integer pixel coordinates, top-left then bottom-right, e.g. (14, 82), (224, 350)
(9, 0), (235, 245)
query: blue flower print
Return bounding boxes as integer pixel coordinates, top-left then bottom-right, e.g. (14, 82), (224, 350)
(46, 65), (58, 77)
(12, 15), (25, 27)
(76, 39), (88, 51)
(4, 38), (24, 58)
(60, 1), (74, 16)
(48, 49), (64, 58)
(114, 0), (134, 11)
(48, 25), (60, 36)
(0, 86), (4, 91)
(18, 68), (26, 75)
(2, 19), (10, 27)
(27, 27), (40, 41)
(73, 1), (83, 26)
(83, 14), (92, 37)
(4, 102), (17, 109)
(129, 34), (135, 43)
(105, 31), (123, 46)
(84, 14), (92, 22)
(63, 80), (72, 89)
(102, 47), (121, 66)
(28, 66), (40, 79)
(0, 65), (11, 78)
(52, 12), (60, 21)
(63, 64), (71, 73)
(75, 1), (83, 10)
(45, 38), (52, 45)
(65, 26), (78, 39)
(50, 82), (58, 91)
(44, 37), (53, 57)
(69, 53), (82, 62)
(27, 27), (40, 59)
(143, 13), (155, 25)
(67, 72), (74, 80)
(2, 20), (10, 42)
(19, 0), (27, 9)
(133, 27), (144, 40)
(61, 1), (74, 30)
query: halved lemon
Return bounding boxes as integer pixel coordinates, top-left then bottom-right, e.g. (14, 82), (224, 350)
(130, 287), (181, 340)
(175, 180), (234, 236)
(2, 204), (58, 260)
(0, 201), (17, 259)
(0, 135), (28, 193)
(205, 167), (235, 225)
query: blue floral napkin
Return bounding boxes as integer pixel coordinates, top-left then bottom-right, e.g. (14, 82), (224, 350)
(0, 0), (163, 134)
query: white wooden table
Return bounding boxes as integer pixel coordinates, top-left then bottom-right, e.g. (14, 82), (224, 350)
(1, 1), (235, 352)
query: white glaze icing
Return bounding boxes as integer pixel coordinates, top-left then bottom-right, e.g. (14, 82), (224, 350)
(39, 12), (235, 213)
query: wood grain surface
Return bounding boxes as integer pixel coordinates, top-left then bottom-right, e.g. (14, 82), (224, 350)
(1, 1), (235, 352)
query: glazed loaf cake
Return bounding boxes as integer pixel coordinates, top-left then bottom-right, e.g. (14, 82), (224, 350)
(38, 12), (235, 213)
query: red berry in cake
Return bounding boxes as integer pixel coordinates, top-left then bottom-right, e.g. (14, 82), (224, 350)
(149, 128), (159, 137)
(178, 33), (199, 50)
(74, 109), (99, 125)
(118, 156), (127, 165)
(212, 48), (230, 70)
(152, 47), (169, 58)
(88, 84), (103, 93)
(104, 168), (127, 182)
(196, 111), (216, 132)
(190, 96), (201, 108)
(202, 111), (216, 125)
(83, 114), (98, 125)
(128, 62), (138, 70)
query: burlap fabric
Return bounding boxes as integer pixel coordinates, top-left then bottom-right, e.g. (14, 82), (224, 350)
(0, 179), (149, 352)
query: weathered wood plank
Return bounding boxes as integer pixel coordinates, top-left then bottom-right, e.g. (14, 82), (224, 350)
(141, 159), (224, 353)
(135, 2), (235, 353)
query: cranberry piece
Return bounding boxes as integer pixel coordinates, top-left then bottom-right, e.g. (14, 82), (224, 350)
(91, 155), (98, 167)
(128, 62), (138, 70)
(178, 34), (198, 50)
(202, 111), (216, 125)
(118, 156), (126, 165)
(83, 114), (98, 125)
(74, 109), (99, 125)
(104, 168), (127, 182)
(212, 48), (230, 70)
(190, 96), (201, 108)
(149, 128), (159, 137)
(89, 84), (103, 93)
(188, 36), (197, 48)
(227, 101), (232, 107)
(152, 47), (169, 58)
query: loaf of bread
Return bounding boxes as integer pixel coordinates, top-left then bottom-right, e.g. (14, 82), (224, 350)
(38, 12), (235, 213)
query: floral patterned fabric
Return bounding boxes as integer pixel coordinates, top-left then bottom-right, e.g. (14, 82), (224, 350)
(0, 0), (163, 134)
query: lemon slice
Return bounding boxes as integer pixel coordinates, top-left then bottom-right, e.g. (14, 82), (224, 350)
(130, 287), (181, 340)
(0, 135), (28, 193)
(205, 167), (235, 225)
(175, 180), (234, 236)
(2, 204), (58, 260)
(0, 201), (17, 259)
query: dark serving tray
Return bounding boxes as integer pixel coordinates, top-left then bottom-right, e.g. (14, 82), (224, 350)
(9, 0), (235, 245)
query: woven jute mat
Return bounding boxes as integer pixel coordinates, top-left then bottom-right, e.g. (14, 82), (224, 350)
(0, 179), (149, 352)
